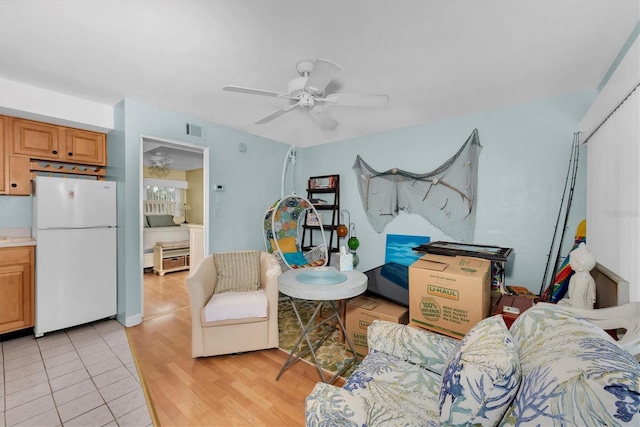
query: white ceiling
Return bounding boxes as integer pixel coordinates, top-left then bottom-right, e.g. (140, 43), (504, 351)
(0, 1), (638, 148)
(142, 138), (204, 172)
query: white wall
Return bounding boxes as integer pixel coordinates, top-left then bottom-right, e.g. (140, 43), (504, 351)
(0, 78), (113, 132)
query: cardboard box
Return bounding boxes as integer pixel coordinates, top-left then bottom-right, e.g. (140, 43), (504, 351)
(409, 253), (491, 339)
(345, 295), (409, 356)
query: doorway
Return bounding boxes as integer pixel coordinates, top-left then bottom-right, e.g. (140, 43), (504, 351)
(139, 136), (209, 319)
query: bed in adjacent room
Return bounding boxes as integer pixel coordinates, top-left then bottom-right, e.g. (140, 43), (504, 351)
(143, 200), (189, 268)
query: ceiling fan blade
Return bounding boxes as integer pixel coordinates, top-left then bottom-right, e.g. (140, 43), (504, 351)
(223, 85), (290, 98)
(309, 106), (338, 129)
(304, 59), (341, 95)
(324, 93), (389, 107)
(255, 104), (298, 125)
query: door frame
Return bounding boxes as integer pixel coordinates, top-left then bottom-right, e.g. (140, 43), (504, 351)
(138, 135), (209, 318)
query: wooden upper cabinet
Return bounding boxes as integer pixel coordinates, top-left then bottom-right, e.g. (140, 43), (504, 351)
(12, 118), (60, 160)
(7, 156), (31, 195)
(64, 128), (106, 165)
(11, 118), (106, 166)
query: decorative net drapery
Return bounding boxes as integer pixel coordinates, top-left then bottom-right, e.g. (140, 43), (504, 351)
(353, 129), (482, 242)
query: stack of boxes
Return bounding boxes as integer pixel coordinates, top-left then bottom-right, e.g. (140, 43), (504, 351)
(345, 252), (492, 351)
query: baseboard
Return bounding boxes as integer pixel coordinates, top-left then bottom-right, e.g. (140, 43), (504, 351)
(124, 313), (142, 327)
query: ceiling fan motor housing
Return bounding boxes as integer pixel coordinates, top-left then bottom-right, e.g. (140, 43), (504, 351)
(296, 59), (315, 76)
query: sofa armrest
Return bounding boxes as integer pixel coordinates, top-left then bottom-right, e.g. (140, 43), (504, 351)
(185, 255), (217, 325)
(536, 301), (640, 359)
(367, 320), (459, 374)
(305, 383), (365, 427)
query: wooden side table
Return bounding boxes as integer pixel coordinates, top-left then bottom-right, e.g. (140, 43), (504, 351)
(494, 295), (536, 329)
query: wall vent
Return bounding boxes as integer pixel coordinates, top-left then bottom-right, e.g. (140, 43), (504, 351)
(185, 123), (203, 137)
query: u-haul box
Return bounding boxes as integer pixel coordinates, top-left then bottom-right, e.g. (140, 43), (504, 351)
(345, 295), (409, 356)
(409, 254), (491, 339)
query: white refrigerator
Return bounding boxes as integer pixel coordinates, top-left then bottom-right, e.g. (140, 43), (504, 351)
(33, 176), (117, 337)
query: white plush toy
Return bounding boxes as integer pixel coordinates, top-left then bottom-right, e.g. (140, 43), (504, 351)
(557, 242), (597, 310)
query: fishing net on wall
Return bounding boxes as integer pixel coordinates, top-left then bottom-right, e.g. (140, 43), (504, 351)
(353, 129), (482, 242)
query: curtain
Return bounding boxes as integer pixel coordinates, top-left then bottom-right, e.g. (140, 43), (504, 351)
(585, 86), (639, 302)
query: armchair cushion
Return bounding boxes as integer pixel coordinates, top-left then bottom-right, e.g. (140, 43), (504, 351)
(271, 236), (298, 253)
(203, 290), (267, 322)
(213, 250), (261, 294)
(439, 315), (520, 427)
(282, 251), (309, 267)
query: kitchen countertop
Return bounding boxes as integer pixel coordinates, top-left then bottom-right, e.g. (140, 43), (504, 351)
(0, 236), (36, 248)
(0, 227), (36, 248)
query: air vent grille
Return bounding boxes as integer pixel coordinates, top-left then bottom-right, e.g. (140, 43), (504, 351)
(185, 123), (203, 137)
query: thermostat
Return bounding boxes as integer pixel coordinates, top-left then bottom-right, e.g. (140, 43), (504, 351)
(214, 184), (225, 192)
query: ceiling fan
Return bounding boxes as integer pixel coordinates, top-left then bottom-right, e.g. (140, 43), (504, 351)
(147, 151), (173, 176)
(223, 59), (389, 129)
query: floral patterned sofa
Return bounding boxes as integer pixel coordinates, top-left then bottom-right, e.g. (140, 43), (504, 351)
(305, 304), (640, 426)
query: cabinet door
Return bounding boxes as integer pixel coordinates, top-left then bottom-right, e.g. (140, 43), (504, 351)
(8, 156), (31, 195)
(12, 118), (61, 160)
(64, 128), (106, 165)
(0, 246), (34, 335)
(0, 116), (6, 194)
(0, 265), (30, 333)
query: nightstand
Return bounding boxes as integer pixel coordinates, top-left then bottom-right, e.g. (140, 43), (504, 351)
(495, 295), (537, 329)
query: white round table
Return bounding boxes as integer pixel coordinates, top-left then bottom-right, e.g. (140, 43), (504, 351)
(277, 267), (367, 384)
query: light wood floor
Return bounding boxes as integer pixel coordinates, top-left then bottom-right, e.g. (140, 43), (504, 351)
(127, 270), (343, 426)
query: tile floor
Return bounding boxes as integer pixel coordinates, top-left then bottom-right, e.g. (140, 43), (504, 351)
(1, 320), (153, 427)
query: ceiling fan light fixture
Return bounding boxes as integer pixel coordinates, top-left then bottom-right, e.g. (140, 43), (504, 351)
(223, 58), (389, 129)
(299, 93), (315, 108)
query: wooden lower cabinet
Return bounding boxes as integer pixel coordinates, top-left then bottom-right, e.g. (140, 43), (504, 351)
(0, 246), (35, 334)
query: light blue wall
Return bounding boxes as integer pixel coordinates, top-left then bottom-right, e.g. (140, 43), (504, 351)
(0, 195), (31, 227)
(0, 89), (596, 320)
(108, 99), (289, 325)
(299, 89), (595, 293)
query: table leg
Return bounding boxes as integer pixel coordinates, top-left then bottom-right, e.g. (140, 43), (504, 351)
(276, 297), (360, 384)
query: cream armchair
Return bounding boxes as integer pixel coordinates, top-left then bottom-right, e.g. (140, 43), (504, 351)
(185, 251), (281, 357)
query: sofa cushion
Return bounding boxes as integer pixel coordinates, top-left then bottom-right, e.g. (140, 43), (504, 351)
(368, 320), (458, 375)
(331, 351), (442, 425)
(439, 314), (520, 426)
(500, 305), (640, 426)
(213, 251), (261, 294)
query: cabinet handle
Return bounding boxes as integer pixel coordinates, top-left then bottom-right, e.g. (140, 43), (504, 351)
(52, 150), (58, 154)
(11, 183), (17, 188)
(68, 152), (73, 156)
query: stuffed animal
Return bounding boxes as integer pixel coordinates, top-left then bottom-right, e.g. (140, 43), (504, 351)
(557, 243), (597, 309)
